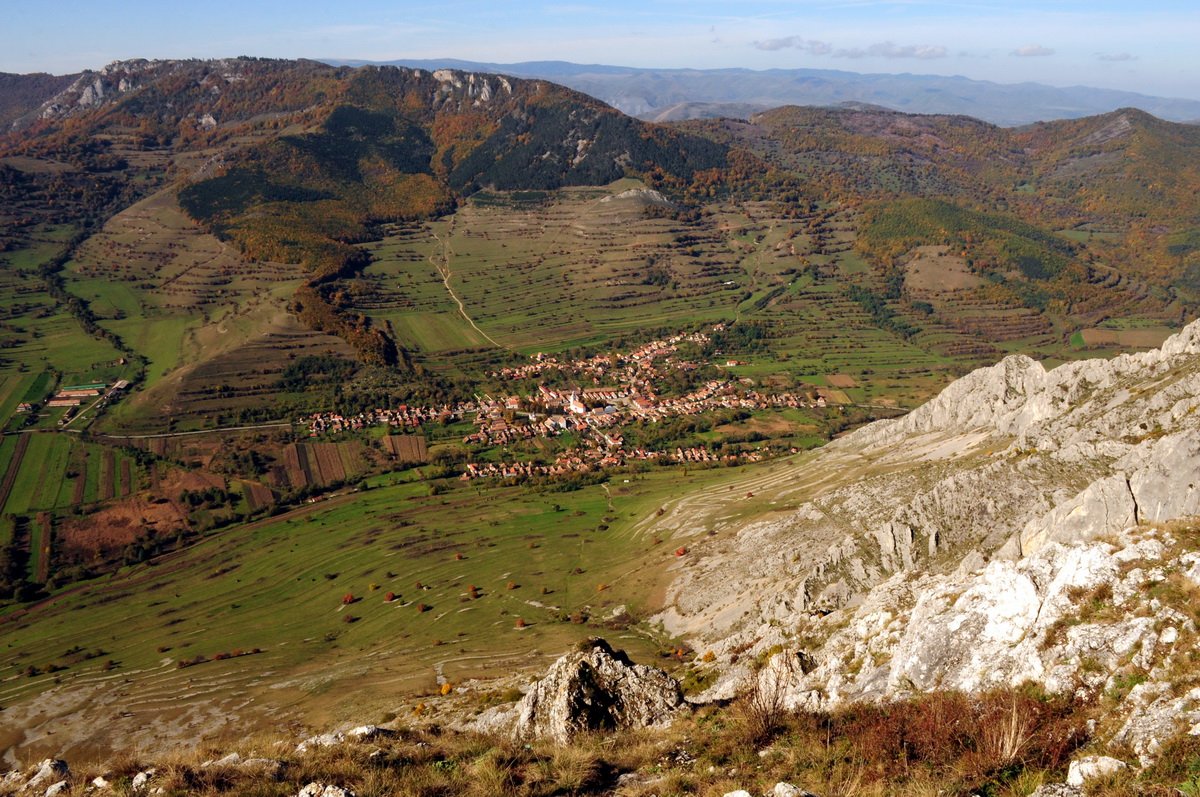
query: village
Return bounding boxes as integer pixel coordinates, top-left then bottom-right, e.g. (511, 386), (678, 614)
(302, 325), (838, 481)
(16, 379), (131, 426)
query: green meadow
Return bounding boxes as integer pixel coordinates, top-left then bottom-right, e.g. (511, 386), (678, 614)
(0, 462), (761, 731)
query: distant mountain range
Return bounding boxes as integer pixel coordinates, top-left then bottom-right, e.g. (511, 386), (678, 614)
(328, 59), (1200, 127)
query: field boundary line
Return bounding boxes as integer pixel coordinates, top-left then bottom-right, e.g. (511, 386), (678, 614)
(429, 219), (506, 350)
(0, 433), (32, 513)
(94, 421), (293, 441)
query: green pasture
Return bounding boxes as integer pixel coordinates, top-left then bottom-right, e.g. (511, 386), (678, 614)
(1056, 228), (1121, 243)
(360, 183), (759, 355)
(2, 433), (72, 514)
(104, 315), (193, 382)
(384, 311), (489, 353)
(0, 374), (39, 426)
(0, 463), (756, 713)
(0, 307), (123, 381)
(66, 275), (145, 319)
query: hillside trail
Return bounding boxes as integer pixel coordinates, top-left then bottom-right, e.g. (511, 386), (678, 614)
(428, 217), (506, 350)
(733, 212), (776, 324)
(616, 443), (874, 547)
(90, 421), (293, 440)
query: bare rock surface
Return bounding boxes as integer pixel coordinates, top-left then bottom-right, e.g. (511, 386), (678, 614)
(297, 785), (355, 797)
(24, 760), (69, 793)
(514, 638), (684, 743)
(1029, 785), (1082, 797)
(657, 320), (1200, 654)
(1066, 756), (1128, 786)
(651, 320), (1200, 760)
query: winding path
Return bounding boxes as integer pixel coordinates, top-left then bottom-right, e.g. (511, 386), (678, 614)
(428, 219), (506, 350)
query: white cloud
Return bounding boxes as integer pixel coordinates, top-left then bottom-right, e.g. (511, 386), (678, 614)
(836, 41), (948, 59)
(752, 35), (833, 54)
(1097, 52), (1137, 62)
(1011, 44), (1055, 57)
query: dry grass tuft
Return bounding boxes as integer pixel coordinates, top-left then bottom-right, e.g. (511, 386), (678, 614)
(35, 683), (1200, 797)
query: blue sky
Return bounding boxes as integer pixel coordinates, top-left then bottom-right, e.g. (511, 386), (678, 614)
(5, 0), (1198, 99)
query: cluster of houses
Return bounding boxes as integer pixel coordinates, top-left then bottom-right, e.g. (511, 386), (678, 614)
(460, 443), (765, 482)
(491, 327), (719, 384)
(17, 380), (129, 414)
(304, 403), (473, 436)
(300, 324), (837, 482)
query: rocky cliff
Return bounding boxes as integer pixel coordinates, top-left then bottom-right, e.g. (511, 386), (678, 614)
(656, 320), (1200, 758)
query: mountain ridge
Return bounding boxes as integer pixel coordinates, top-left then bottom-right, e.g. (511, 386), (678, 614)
(327, 58), (1200, 126)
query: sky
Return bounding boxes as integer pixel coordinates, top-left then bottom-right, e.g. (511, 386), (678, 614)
(4, 0), (1198, 99)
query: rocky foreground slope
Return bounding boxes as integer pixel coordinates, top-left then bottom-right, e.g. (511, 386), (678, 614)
(6, 324), (1200, 795)
(654, 319), (1200, 760)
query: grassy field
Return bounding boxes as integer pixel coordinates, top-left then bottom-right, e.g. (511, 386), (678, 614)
(387, 311), (490, 353)
(0, 225), (137, 436)
(354, 183), (1053, 411)
(0, 374), (37, 426)
(6, 178), (1175, 438)
(0, 460), (777, 761)
(61, 190), (313, 431)
(361, 182), (748, 356)
(0, 434), (145, 521)
(2, 433), (73, 514)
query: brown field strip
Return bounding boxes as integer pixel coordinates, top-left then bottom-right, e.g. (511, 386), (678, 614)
(0, 434), (31, 512)
(99, 450), (116, 501)
(34, 512), (51, 583)
(1081, 328), (1172, 348)
(72, 472), (85, 505)
(296, 444), (315, 486)
(312, 443), (345, 485)
(119, 458), (133, 497)
(241, 480), (274, 512)
(282, 444), (305, 489)
(384, 434), (428, 464)
(338, 442), (364, 478)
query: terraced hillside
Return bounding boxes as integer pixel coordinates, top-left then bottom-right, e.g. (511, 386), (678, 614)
(2, 59), (1200, 766)
(0, 463), (762, 763)
(687, 106), (1200, 300)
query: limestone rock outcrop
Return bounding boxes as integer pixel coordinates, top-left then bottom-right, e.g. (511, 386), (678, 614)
(25, 760), (69, 794)
(297, 784), (355, 797)
(658, 320), (1200, 662)
(513, 638), (685, 743)
(653, 319), (1200, 759)
(1066, 756), (1128, 786)
(757, 526), (1195, 739)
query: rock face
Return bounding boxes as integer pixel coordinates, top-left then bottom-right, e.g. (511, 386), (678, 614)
(514, 638), (685, 743)
(295, 724), (389, 753)
(297, 784), (355, 797)
(657, 320), (1200, 651)
(756, 529), (1195, 717)
(651, 319), (1200, 758)
(25, 759), (69, 792)
(1067, 756), (1128, 786)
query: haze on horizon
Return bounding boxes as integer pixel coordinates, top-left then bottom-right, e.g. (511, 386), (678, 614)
(4, 0), (1198, 101)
